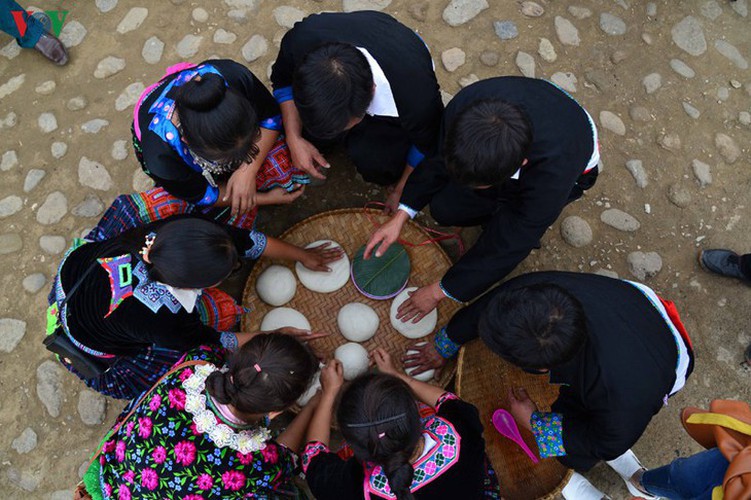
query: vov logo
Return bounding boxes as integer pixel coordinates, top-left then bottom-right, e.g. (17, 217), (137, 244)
(11, 4), (70, 38)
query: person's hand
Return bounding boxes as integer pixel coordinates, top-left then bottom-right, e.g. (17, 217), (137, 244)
(370, 347), (399, 376)
(508, 387), (538, 432)
(396, 282), (444, 323)
(300, 241), (345, 272)
(225, 165), (257, 216)
(383, 184), (404, 216)
(262, 185), (306, 205)
(320, 359), (344, 398)
(288, 136), (328, 180)
(364, 211), (408, 259)
(402, 342), (447, 376)
(275, 327), (330, 342)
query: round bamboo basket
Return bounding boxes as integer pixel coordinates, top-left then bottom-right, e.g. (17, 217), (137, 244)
(242, 208), (462, 388)
(456, 340), (572, 500)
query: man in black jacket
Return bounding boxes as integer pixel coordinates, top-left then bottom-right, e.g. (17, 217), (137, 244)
(270, 11), (443, 210)
(416, 271), (694, 477)
(365, 78), (600, 334)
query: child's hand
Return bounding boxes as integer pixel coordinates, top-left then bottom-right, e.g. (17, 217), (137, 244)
(262, 185), (306, 205)
(274, 327), (330, 342)
(320, 359), (344, 398)
(300, 242), (344, 272)
(371, 347), (399, 376)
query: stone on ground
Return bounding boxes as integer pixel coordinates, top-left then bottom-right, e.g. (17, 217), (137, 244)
(628, 251), (663, 280)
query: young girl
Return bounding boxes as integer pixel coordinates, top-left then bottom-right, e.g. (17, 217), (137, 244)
(47, 214), (340, 400)
(76, 333), (320, 499)
(133, 59), (309, 228)
(302, 348), (495, 499)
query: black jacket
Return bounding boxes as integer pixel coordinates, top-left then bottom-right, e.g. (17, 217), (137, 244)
(446, 271), (690, 471)
(401, 78), (596, 302)
(270, 11), (443, 157)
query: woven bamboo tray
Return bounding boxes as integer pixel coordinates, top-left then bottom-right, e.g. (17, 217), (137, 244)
(242, 208), (461, 388)
(456, 340), (572, 500)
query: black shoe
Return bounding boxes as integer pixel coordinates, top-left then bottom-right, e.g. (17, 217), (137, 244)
(699, 249), (749, 281)
(34, 31), (69, 66)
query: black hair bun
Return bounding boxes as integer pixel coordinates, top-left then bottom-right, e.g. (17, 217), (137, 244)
(205, 370), (236, 405)
(176, 73), (226, 112)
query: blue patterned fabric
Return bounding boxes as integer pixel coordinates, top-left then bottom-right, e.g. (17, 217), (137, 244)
(531, 411), (566, 458)
(246, 231), (267, 259)
(434, 327), (461, 359)
(131, 261), (182, 314)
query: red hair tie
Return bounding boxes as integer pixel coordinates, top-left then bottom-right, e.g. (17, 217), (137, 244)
(253, 363), (262, 373)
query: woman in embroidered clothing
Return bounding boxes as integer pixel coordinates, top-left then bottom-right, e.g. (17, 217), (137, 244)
(133, 59), (310, 229)
(302, 348), (498, 499)
(75, 334), (324, 500)
(48, 214), (341, 400)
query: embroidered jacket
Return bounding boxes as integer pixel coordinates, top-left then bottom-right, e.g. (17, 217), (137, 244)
(54, 215), (266, 356)
(96, 347), (298, 499)
(136, 59), (282, 206)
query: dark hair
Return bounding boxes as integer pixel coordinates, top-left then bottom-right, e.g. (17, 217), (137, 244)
(338, 374), (421, 500)
(205, 333), (317, 414)
(478, 283), (587, 369)
(293, 43), (373, 140)
(445, 99), (533, 187)
(175, 72), (261, 166)
(140, 217), (239, 288)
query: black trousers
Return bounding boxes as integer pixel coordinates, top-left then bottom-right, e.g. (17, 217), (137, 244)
(429, 168), (600, 227)
(308, 115), (410, 186)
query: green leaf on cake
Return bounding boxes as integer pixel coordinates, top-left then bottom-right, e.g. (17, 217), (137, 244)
(352, 242), (411, 298)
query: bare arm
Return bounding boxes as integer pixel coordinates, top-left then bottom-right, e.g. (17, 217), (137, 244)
(371, 348), (445, 408)
(305, 360), (344, 447)
(276, 394), (320, 452)
(262, 238), (344, 271)
(279, 100), (327, 178)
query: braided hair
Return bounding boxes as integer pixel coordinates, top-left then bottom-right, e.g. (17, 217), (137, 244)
(338, 374), (422, 500)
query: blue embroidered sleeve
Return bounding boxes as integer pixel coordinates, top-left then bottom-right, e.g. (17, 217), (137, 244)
(531, 411), (566, 458)
(219, 332), (239, 351)
(434, 327), (461, 359)
(245, 231), (267, 260)
(273, 86), (294, 104)
(406, 145), (425, 168)
(196, 184), (219, 207)
(301, 441), (329, 474)
(260, 114), (283, 131)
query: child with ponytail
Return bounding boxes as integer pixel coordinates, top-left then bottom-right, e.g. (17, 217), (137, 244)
(302, 348), (496, 499)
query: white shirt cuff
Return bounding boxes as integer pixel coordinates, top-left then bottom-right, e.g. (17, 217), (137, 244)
(398, 204), (418, 219)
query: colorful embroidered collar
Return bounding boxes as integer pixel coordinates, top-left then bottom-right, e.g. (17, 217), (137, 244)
(363, 416), (461, 499)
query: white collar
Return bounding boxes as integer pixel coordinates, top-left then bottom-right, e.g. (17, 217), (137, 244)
(417, 432), (438, 460)
(355, 47), (399, 118)
(510, 168), (521, 180)
(164, 285), (202, 313)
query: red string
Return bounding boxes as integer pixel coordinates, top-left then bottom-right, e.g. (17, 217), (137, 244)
(363, 202), (465, 256)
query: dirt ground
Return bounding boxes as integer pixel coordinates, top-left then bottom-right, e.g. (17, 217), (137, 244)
(0, 0), (749, 498)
